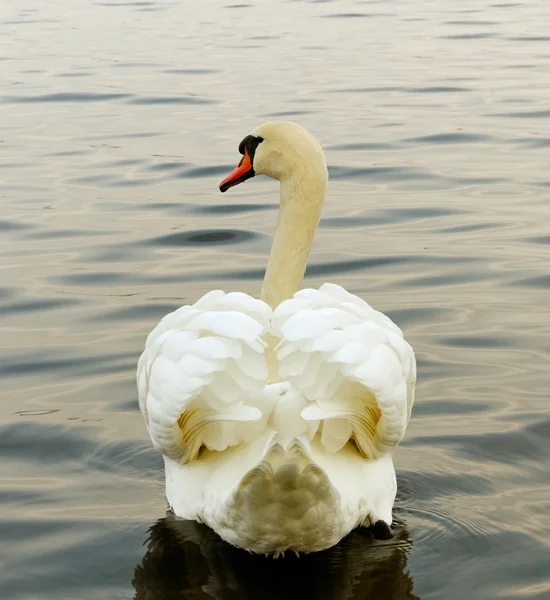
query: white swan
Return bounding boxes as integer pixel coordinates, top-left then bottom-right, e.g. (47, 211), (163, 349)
(137, 121), (416, 555)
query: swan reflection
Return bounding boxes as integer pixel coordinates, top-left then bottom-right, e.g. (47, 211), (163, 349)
(133, 513), (418, 600)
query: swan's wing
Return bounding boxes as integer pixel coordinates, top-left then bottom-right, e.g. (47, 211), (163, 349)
(137, 291), (273, 464)
(272, 283), (416, 459)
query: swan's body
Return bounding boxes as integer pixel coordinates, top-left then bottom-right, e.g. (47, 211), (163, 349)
(138, 122), (416, 554)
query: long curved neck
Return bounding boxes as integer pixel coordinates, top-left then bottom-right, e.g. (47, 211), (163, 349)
(261, 168), (326, 309)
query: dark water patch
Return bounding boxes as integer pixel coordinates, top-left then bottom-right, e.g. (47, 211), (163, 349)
(490, 110), (550, 119)
(81, 242), (156, 263)
(501, 63), (538, 70)
(1, 92), (132, 103)
(404, 132), (491, 144)
(225, 4), (253, 8)
(122, 131), (167, 139)
(320, 216), (380, 228)
(177, 164), (232, 179)
(508, 36), (550, 42)
(514, 137), (550, 148)
(403, 271), (489, 287)
(414, 357), (482, 380)
(528, 235), (550, 244)
(147, 161), (186, 172)
(429, 430), (550, 464)
(320, 12), (388, 18)
(69, 174), (127, 187)
(136, 5), (170, 10)
(444, 20), (497, 25)
(0, 350), (135, 378)
(374, 121), (405, 128)
(133, 516), (416, 600)
(48, 149), (93, 157)
(407, 86), (470, 93)
(321, 206), (463, 228)
(525, 418), (550, 440)
(511, 274), (550, 288)
(328, 165), (434, 182)
(0, 162), (40, 170)
(0, 422), (95, 462)
(2, 518), (146, 600)
(127, 95), (214, 105)
(441, 33), (496, 39)
(163, 68), (220, 75)
(306, 256), (411, 277)
(0, 220), (32, 232)
(328, 85), (403, 94)
(453, 175), (508, 185)
(1, 298), (80, 315)
(0, 488), (53, 506)
(189, 202), (275, 215)
(4, 19), (61, 25)
(148, 229), (259, 247)
(95, 1), (157, 5)
(439, 221), (504, 234)
(263, 110), (310, 118)
(412, 399), (490, 417)
(141, 201), (182, 212)
(248, 35), (283, 41)
(327, 142), (399, 151)
(56, 72), (93, 78)
(0, 286), (16, 300)
(438, 334), (513, 349)
(215, 254), (474, 282)
(385, 306), (455, 327)
(28, 228), (118, 240)
(398, 470), (493, 501)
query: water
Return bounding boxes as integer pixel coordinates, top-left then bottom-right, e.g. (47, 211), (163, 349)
(1, 0), (549, 597)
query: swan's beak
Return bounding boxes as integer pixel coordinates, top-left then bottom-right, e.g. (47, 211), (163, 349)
(219, 149), (255, 193)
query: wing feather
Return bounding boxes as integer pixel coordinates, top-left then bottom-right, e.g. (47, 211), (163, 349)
(137, 291), (274, 463)
(274, 284), (416, 459)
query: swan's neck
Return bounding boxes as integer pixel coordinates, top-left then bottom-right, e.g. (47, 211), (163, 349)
(261, 172), (326, 309)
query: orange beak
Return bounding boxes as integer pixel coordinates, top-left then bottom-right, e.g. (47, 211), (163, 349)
(219, 149), (255, 193)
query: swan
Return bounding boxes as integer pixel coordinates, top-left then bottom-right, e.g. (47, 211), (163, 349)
(137, 121), (416, 555)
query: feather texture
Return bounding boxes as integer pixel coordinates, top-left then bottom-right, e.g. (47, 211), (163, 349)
(139, 283), (414, 465)
(273, 283), (416, 459)
(137, 291), (274, 464)
(138, 284), (415, 553)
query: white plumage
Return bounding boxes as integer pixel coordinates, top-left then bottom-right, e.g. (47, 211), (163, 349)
(138, 291), (273, 463)
(137, 122), (416, 554)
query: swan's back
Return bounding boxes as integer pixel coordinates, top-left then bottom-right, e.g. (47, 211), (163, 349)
(137, 284), (415, 553)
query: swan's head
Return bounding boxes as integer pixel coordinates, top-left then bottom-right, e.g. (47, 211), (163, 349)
(219, 121), (327, 193)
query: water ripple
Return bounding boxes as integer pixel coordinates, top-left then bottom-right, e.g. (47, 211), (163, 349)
(2, 0), (550, 598)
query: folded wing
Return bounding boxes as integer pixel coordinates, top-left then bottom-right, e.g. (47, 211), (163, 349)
(137, 291), (274, 464)
(272, 283), (416, 459)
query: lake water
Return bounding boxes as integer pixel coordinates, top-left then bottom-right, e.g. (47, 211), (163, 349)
(1, 0), (549, 598)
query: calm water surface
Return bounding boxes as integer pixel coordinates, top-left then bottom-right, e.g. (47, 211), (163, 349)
(1, 0), (549, 598)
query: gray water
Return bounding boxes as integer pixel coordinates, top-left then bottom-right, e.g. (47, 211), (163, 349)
(1, 0), (550, 598)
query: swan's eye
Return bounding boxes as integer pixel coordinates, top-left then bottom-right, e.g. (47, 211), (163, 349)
(257, 136), (264, 143)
